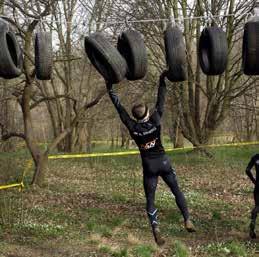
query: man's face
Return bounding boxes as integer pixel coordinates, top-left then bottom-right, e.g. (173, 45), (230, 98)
(142, 109), (150, 122)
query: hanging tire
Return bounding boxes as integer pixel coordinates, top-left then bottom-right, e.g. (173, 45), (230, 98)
(117, 29), (147, 80)
(198, 26), (228, 75)
(242, 21), (259, 75)
(35, 32), (53, 80)
(0, 18), (9, 31)
(85, 32), (127, 84)
(0, 24), (22, 79)
(164, 25), (187, 82)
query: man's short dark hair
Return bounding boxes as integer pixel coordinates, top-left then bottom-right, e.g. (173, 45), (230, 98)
(131, 103), (148, 120)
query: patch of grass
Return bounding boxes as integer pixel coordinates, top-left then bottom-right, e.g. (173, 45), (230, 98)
(201, 241), (253, 257)
(185, 190), (210, 209)
(174, 240), (190, 257)
(132, 244), (155, 257)
(99, 245), (128, 257)
(84, 208), (124, 237)
(163, 210), (182, 223)
(212, 210), (222, 220)
(99, 244), (112, 254)
(85, 220), (113, 238)
(87, 239), (99, 246)
(162, 208), (184, 237)
(0, 241), (7, 253)
(0, 192), (24, 229)
(87, 207), (103, 216)
(30, 205), (75, 225)
(1, 144), (259, 256)
(109, 216), (124, 227)
(13, 221), (65, 238)
(111, 193), (128, 204)
(112, 248), (128, 257)
(166, 222), (183, 236)
(98, 225), (113, 238)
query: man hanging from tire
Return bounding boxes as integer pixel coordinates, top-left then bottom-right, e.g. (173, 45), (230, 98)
(106, 71), (195, 246)
(246, 154), (259, 239)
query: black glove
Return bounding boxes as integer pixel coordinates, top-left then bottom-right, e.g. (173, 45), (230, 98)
(160, 70), (168, 81)
(105, 81), (113, 91)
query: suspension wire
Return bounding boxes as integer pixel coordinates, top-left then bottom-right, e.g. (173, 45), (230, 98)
(95, 12), (240, 26)
(0, 11), (251, 26)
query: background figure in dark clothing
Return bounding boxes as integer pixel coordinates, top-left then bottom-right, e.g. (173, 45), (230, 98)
(246, 154), (259, 239)
(106, 72), (195, 246)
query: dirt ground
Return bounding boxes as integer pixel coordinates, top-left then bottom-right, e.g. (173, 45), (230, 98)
(0, 147), (258, 256)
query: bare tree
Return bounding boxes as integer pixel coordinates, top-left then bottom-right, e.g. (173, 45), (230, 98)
(1, 0), (106, 186)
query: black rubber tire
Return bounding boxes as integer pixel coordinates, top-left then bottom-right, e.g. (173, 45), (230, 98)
(198, 26), (228, 75)
(164, 25), (187, 82)
(35, 32), (53, 80)
(0, 18), (9, 31)
(242, 21), (259, 75)
(0, 25), (22, 79)
(117, 29), (147, 80)
(85, 32), (127, 84)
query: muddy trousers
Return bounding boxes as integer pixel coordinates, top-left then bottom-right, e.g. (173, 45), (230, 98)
(142, 155), (189, 226)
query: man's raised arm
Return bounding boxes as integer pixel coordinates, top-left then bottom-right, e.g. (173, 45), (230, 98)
(106, 82), (135, 130)
(155, 71), (167, 117)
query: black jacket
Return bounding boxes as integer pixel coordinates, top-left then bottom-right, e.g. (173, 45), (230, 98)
(108, 76), (167, 158)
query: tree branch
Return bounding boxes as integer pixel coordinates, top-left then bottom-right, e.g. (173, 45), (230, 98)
(2, 133), (26, 140)
(30, 94), (77, 109)
(46, 88), (106, 153)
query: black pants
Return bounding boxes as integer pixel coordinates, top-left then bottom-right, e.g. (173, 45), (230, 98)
(142, 154), (189, 222)
(251, 185), (259, 221)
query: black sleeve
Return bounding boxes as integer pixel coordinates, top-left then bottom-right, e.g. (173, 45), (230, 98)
(155, 75), (167, 117)
(246, 156), (256, 184)
(150, 75), (167, 125)
(108, 89), (135, 131)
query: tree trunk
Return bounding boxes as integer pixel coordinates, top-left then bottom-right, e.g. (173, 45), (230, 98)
(175, 129), (184, 148)
(31, 153), (48, 187)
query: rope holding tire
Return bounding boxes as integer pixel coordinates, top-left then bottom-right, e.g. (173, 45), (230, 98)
(35, 32), (53, 80)
(198, 26), (228, 76)
(0, 19), (23, 79)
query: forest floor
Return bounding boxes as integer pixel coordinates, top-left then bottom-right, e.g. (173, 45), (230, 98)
(0, 145), (259, 256)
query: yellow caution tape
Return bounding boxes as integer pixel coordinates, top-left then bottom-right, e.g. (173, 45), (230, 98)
(49, 150), (140, 159)
(49, 140), (259, 159)
(0, 159), (32, 191)
(1, 140), (259, 191)
(165, 140), (259, 152)
(0, 183), (24, 190)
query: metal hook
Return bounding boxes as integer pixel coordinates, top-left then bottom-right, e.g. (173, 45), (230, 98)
(37, 18), (43, 33)
(218, 14), (225, 26)
(169, 12), (175, 27)
(162, 20), (167, 31)
(210, 13), (218, 26)
(177, 16), (184, 26)
(203, 15), (210, 25)
(245, 12), (252, 22)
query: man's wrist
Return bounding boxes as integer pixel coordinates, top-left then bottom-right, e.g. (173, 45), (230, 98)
(106, 81), (113, 90)
(160, 71), (168, 81)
